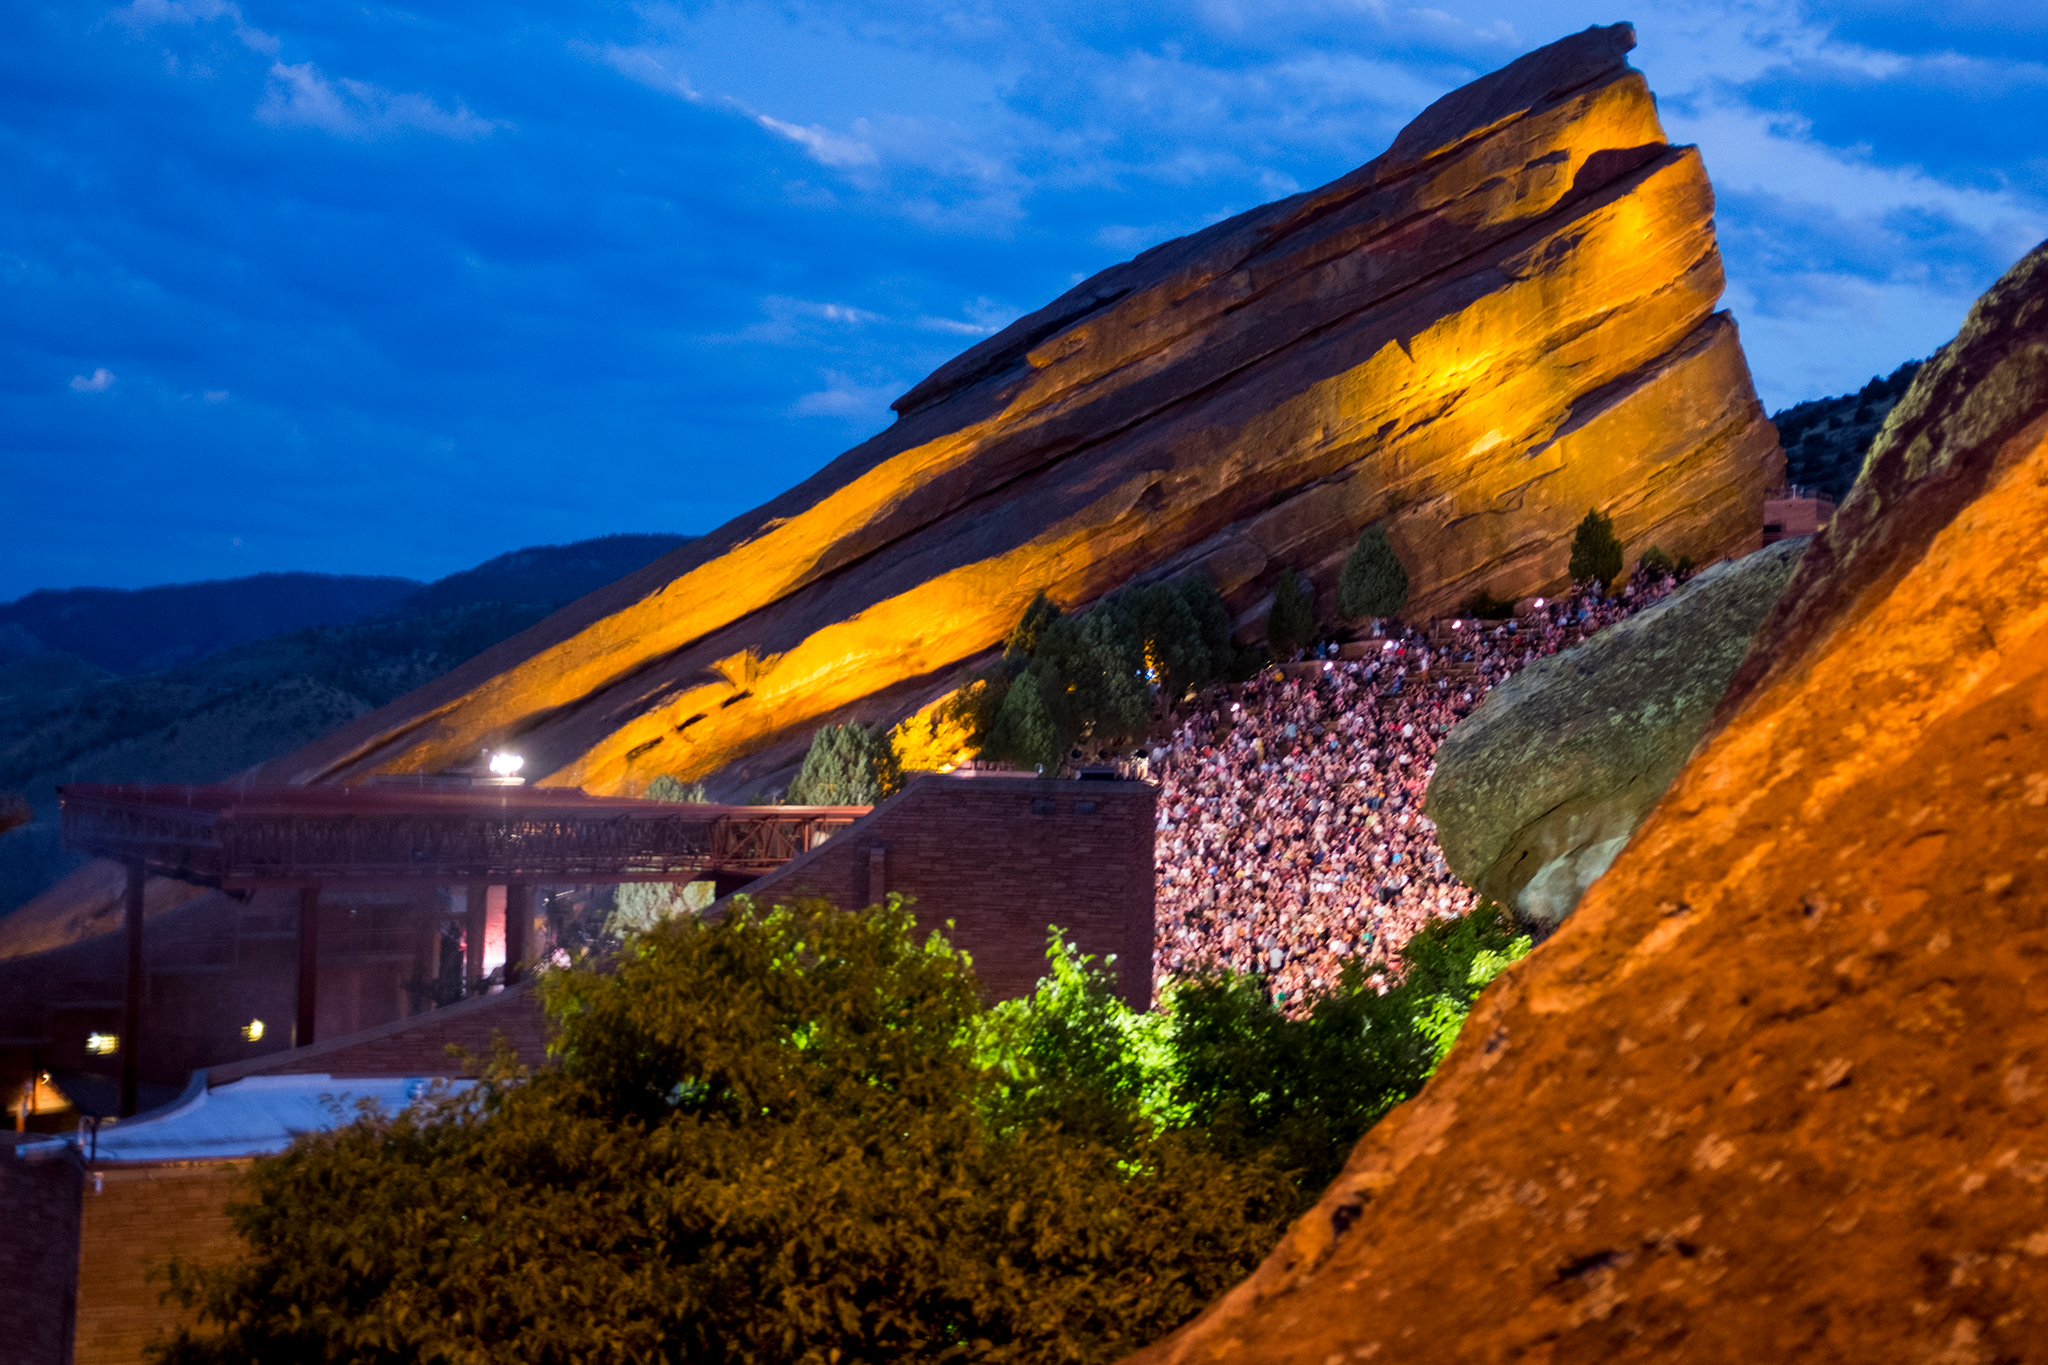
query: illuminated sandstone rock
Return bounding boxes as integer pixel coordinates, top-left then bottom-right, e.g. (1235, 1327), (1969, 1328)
(4, 23), (1784, 964)
(242, 22), (1775, 806)
(1124, 237), (2048, 1364)
(1424, 537), (1805, 928)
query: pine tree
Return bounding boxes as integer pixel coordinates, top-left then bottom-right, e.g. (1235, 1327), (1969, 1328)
(1568, 508), (1624, 590)
(1335, 525), (1408, 620)
(988, 671), (1065, 772)
(787, 724), (902, 805)
(1266, 569), (1316, 661)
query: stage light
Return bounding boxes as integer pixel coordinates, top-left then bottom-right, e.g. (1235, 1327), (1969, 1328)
(488, 751), (525, 777)
(86, 1032), (118, 1055)
(242, 1019), (265, 1042)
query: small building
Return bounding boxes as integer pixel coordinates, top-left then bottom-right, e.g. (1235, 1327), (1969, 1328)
(1763, 486), (1836, 545)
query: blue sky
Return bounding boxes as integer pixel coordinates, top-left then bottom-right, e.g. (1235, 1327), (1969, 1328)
(5, 0), (2043, 599)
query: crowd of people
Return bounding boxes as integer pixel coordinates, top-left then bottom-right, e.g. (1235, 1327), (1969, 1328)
(1148, 569), (1685, 1010)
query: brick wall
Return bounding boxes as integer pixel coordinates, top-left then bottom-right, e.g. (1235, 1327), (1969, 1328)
(75, 1161), (246, 1365)
(721, 776), (1157, 1007)
(1, 1140), (82, 1365)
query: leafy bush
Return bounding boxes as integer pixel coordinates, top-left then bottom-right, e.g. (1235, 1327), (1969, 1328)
(1265, 569), (1315, 661)
(787, 722), (903, 805)
(152, 899), (1295, 1365)
(153, 899), (1529, 1365)
(1636, 544), (1675, 578)
(1568, 508), (1624, 590)
(1336, 525), (1408, 621)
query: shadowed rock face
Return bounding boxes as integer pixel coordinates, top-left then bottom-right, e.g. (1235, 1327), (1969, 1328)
(1425, 537), (1806, 928)
(1122, 239), (2048, 1365)
(6, 23), (1783, 961)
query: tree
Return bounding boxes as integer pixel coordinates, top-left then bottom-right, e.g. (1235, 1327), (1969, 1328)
(786, 723), (902, 805)
(1265, 569), (1315, 661)
(1336, 525), (1408, 620)
(151, 900), (1293, 1365)
(986, 670), (1065, 772)
(1568, 508), (1624, 590)
(1007, 590), (1063, 657)
(610, 776), (714, 936)
(643, 774), (708, 803)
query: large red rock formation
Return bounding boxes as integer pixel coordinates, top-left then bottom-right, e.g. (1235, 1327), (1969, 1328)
(255, 21), (1775, 801)
(1126, 240), (2048, 1364)
(1, 23), (1781, 962)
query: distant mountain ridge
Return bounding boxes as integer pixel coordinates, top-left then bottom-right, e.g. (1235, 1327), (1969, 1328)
(0, 573), (420, 675)
(0, 533), (693, 918)
(0, 533), (693, 677)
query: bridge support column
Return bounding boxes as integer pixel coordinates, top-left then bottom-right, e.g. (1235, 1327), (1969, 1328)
(504, 884), (530, 985)
(465, 881), (489, 995)
(295, 885), (320, 1050)
(119, 859), (144, 1118)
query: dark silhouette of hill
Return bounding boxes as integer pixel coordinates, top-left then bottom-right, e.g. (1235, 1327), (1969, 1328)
(0, 573), (422, 675)
(0, 533), (692, 917)
(388, 535), (691, 617)
(1770, 359), (1925, 501)
(0, 533), (694, 678)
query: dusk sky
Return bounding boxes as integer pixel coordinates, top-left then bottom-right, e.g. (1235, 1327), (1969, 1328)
(6, 0), (2043, 601)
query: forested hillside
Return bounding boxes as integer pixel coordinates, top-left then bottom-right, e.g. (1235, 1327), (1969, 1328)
(0, 534), (690, 916)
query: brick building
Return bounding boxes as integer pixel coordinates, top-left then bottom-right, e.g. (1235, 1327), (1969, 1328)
(8, 773), (1156, 1363)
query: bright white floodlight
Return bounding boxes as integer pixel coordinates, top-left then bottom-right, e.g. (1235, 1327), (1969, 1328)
(488, 751), (525, 777)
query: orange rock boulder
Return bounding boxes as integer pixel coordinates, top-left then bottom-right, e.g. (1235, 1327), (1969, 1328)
(1125, 238), (2048, 1364)
(248, 21), (1777, 803)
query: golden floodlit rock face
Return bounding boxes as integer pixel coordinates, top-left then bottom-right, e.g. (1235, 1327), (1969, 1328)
(234, 22), (1776, 806)
(1124, 239), (2048, 1365)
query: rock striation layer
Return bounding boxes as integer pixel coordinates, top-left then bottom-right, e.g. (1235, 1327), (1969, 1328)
(1425, 537), (1805, 928)
(8, 23), (1781, 959)
(260, 22), (1775, 805)
(1124, 238), (2048, 1364)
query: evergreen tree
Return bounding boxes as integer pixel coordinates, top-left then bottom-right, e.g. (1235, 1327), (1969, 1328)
(986, 671), (1065, 773)
(1265, 569), (1315, 661)
(611, 776), (713, 937)
(1335, 525), (1408, 620)
(1006, 591), (1063, 657)
(787, 723), (902, 805)
(1177, 573), (1234, 669)
(1567, 508), (1624, 590)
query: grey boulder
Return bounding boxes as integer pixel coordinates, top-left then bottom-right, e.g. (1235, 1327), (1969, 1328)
(1425, 538), (1807, 928)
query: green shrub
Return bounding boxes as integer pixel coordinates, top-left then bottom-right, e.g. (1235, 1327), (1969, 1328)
(1568, 508), (1624, 590)
(151, 899), (1295, 1365)
(1336, 525), (1408, 620)
(786, 722), (902, 805)
(643, 774), (708, 803)
(1636, 544), (1675, 578)
(1265, 569), (1315, 661)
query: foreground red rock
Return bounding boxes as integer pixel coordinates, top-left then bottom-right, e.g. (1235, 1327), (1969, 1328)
(1127, 241), (2048, 1364)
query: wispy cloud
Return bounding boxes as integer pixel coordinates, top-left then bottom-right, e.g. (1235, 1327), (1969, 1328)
(757, 114), (878, 169)
(69, 368), (116, 393)
(116, 0), (278, 55)
(257, 62), (501, 140)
